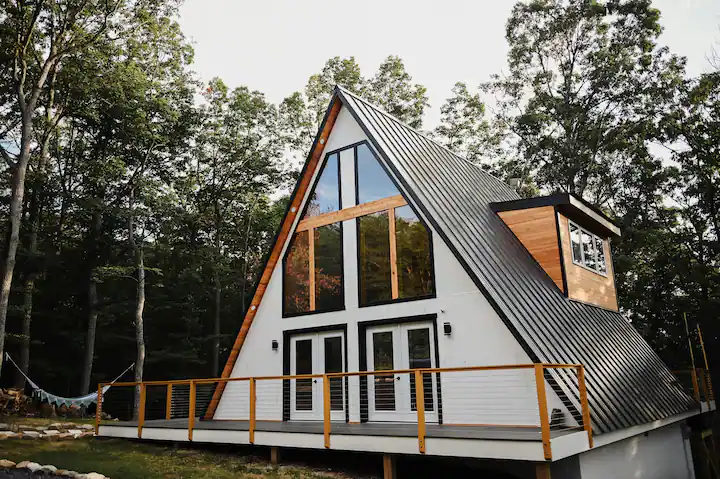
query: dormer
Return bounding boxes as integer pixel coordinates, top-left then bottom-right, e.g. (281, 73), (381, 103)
(491, 193), (621, 311)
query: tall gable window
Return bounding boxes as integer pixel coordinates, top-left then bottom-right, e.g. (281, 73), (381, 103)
(356, 144), (434, 306)
(283, 154), (344, 316)
(569, 221), (607, 275)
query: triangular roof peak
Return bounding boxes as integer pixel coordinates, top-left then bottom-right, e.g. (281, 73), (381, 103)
(208, 87), (694, 432)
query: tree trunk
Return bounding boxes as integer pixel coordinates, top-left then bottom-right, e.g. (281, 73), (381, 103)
(80, 208), (102, 394)
(129, 188), (146, 418)
(0, 118), (33, 376)
(212, 211), (221, 377)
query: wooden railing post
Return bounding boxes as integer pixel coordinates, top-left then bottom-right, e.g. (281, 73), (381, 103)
(415, 370), (426, 454)
(166, 384), (173, 420)
(699, 369), (710, 403)
(137, 383), (146, 439)
(95, 384), (103, 436)
(691, 369), (701, 403)
(323, 375), (331, 449)
(188, 380), (196, 441)
(534, 364), (552, 461)
(577, 366), (593, 448)
(249, 378), (256, 444)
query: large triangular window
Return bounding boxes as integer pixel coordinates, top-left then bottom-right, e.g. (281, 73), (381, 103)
(355, 144), (434, 306)
(283, 153), (343, 316)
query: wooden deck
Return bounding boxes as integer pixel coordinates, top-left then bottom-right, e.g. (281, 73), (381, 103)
(101, 418), (577, 442)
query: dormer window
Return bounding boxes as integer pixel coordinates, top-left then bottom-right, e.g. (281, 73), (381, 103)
(569, 221), (607, 276)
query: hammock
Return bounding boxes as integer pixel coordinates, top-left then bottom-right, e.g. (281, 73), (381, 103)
(4, 352), (134, 408)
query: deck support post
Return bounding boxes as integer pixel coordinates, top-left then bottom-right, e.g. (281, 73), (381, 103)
(249, 378), (256, 444)
(137, 383), (146, 439)
(188, 380), (196, 441)
(95, 384), (103, 436)
(382, 454), (397, 479)
(535, 462), (551, 479)
(414, 370), (426, 453)
(270, 447), (280, 465)
(534, 364), (552, 461)
(577, 366), (593, 448)
(323, 374), (331, 449)
(166, 383), (173, 420)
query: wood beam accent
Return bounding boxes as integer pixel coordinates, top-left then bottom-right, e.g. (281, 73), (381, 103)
(308, 228), (316, 311)
(296, 195), (407, 232)
(388, 207), (399, 299)
(204, 99), (342, 420)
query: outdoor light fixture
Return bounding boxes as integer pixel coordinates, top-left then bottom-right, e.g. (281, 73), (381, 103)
(271, 340), (278, 351)
(443, 322), (452, 336)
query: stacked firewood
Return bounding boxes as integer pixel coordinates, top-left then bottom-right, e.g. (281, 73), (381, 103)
(0, 388), (31, 416)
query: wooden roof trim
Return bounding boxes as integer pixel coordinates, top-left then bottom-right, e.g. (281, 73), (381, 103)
(204, 98), (343, 419)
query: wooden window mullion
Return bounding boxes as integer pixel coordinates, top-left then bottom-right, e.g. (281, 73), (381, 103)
(309, 227), (316, 311)
(388, 208), (399, 299)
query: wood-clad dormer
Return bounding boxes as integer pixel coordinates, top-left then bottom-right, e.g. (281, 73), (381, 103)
(491, 193), (621, 311)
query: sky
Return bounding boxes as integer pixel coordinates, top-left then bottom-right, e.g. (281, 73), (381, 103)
(178, 0), (720, 129)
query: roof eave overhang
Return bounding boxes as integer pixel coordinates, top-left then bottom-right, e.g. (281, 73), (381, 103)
(490, 193), (621, 238)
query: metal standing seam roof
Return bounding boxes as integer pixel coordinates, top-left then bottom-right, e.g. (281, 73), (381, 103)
(334, 86), (695, 434)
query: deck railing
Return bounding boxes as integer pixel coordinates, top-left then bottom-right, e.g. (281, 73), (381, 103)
(674, 368), (715, 404)
(96, 363), (593, 460)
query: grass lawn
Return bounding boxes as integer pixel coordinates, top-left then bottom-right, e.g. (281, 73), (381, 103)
(0, 438), (347, 478)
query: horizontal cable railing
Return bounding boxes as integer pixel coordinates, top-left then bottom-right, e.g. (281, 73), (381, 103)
(97, 363), (593, 460)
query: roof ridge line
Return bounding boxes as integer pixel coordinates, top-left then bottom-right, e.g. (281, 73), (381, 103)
(334, 85), (513, 193)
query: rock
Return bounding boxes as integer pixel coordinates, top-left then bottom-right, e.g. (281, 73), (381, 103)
(0, 431), (16, 438)
(34, 426), (46, 431)
(15, 461), (30, 468)
(40, 465), (57, 473)
(78, 424), (94, 430)
(65, 471), (80, 477)
(80, 431), (95, 438)
(0, 459), (16, 468)
(18, 425), (34, 431)
(43, 430), (60, 436)
(22, 431), (40, 438)
(48, 423), (63, 430)
(67, 429), (83, 435)
(58, 433), (72, 440)
(0, 423), (9, 431)
(25, 462), (42, 472)
(85, 473), (106, 479)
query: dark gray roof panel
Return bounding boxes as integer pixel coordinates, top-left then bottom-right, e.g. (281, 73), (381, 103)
(335, 87), (695, 434)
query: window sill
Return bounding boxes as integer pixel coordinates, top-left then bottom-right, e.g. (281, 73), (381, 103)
(358, 294), (436, 308)
(282, 307), (345, 319)
(571, 259), (608, 278)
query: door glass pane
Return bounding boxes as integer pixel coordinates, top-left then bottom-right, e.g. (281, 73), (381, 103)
(284, 231), (310, 314)
(372, 331), (396, 411)
(324, 336), (344, 411)
(304, 153), (340, 218)
(395, 205), (434, 299)
(315, 223), (343, 311)
(408, 328), (434, 412)
(356, 143), (400, 204)
(295, 339), (313, 411)
(358, 212), (392, 305)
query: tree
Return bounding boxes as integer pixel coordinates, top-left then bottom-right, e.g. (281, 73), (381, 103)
(482, 0), (684, 205)
(366, 56), (428, 129)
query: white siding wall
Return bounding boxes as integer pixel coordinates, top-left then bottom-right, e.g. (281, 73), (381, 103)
(214, 105), (572, 426)
(579, 423), (694, 479)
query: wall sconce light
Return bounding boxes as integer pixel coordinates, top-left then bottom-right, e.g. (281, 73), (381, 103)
(443, 322), (452, 336)
(271, 340), (278, 351)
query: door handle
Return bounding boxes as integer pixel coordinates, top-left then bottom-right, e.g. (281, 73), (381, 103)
(313, 379), (318, 383)
(396, 376), (401, 381)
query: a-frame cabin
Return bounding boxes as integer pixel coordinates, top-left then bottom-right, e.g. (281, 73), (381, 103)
(98, 87), (714, 479)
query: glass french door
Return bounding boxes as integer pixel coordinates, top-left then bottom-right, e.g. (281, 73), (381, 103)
(366, 322), (438, 423)
(289, 332), (345, 421)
